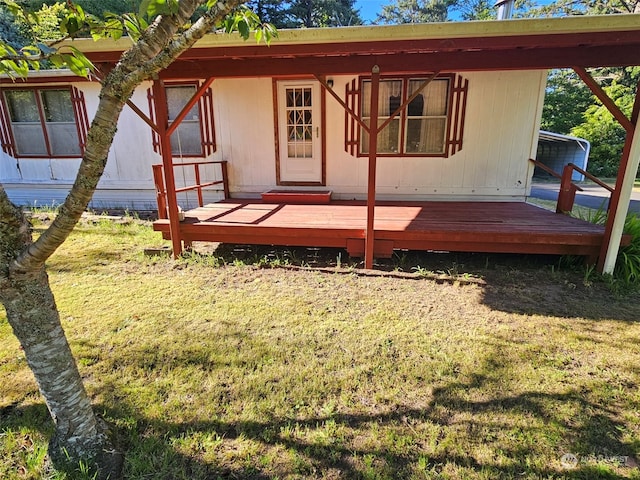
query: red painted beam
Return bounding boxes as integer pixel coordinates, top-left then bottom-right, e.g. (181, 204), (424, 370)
(153, 45), (640, 80)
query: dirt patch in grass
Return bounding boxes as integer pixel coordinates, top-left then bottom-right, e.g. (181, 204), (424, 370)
(2, 219), (640, 479)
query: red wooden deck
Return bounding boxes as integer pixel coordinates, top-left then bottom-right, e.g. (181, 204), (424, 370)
(153, 200), (626, 260)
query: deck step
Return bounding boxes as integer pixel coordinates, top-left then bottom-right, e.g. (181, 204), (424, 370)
(261, 189), (332, 204)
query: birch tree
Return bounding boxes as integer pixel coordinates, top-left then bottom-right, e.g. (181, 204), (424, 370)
(0, 0), (272, 477)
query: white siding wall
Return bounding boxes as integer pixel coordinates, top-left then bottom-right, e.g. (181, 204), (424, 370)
(1, 70), (547, 208)
(213, 78), (276, 194)
(1, 81), (162, 209)
(323, 70), (546, 201)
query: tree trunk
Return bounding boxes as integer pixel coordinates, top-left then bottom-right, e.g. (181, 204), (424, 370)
(1, 270), (118, 467)
(0, 0), (244, 476)
(0, 195), (121, 478)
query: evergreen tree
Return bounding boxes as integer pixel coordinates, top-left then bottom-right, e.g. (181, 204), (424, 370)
(0, 4), (30, 48)
(533, 0), (640, 16)
(246, 0), (291, 28)
(376, 0), (457, 23)
(286, 0), (362, 27)
(454, 0), (495, 20)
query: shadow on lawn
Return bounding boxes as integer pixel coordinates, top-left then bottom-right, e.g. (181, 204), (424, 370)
(4, 377), (637, 479)
(195, 244), (640, 322)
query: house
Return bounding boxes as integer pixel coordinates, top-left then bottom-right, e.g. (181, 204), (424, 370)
(1, 14), (639, 271)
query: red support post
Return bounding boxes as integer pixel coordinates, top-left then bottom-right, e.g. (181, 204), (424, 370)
(152, 164), (167, 219)
(597, 78), (640, 273)
(221, 160), (230, 199)
(194, 163), (204, 207)
(557, 164), (577, 214)
(597, 127), (636, 271)
(152, 78), (183, 258)
(365, 65), (380, 269)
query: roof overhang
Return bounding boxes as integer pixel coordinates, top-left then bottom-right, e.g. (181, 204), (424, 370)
(22, 14), (640, 80)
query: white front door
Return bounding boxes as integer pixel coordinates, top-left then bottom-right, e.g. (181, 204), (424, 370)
(277, 81), (322, 184)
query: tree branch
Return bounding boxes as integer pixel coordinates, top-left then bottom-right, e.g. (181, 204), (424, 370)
(121, 0), (246, 87)
(11, 0), (244, 272)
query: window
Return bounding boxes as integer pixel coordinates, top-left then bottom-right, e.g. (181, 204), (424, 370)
(344, 74), (468, 158)
(147, 82), (216, 157)
(0, 87), (88, 158)
(166, 85), (203, 156)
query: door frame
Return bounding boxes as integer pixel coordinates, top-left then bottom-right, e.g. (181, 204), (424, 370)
(273, 78), (326, 186)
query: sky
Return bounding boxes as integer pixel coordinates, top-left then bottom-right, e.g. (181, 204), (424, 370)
(355, 0), (387, 23)
(354, 0), (556, 23)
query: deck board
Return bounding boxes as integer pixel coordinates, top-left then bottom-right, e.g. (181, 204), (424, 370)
(153, 200), (624, 258)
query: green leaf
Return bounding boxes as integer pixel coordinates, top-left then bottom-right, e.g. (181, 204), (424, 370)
(237, 19), (250, 40)
(68, 46), (94, 69)
(261, 23), (277, 45)
(60, 47), (95, 78)
(73, 4), (86, 21)
(62, 53), (88, 77)
(145, 0), (178, 17)
(206, 0), (218, 8)
(103, 17), (124, 41)
(139, 0), (151, 17)
(219, 6), (277, 45)
(3, 0), (22, 17)
(123, 14), (148, 41)
(25, 11), (40, 27)
(20, 45), (41, 60)
(61, 16), (80, 36)
(50, 54), (65, 69)
(1, 59), (29, 78)
(222, 15), (235, 34)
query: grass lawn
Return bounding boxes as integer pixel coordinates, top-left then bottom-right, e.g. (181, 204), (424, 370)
(1, 215), (640, 479)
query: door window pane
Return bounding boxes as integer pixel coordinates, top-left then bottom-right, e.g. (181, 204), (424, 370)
(285, 87), (313, 159)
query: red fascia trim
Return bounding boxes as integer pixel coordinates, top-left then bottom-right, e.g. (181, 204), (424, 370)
(84, 30), (640, 64)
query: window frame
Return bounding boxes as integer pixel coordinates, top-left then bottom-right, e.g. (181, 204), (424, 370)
(165, 81), (205, 157)
(0, 85), (86, 159)
(148, 80), (216, 158)
(357, 73), (456, 158)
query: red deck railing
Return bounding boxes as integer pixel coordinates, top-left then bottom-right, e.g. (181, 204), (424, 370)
(152, 160), (229, 219)
(529, 158), (613, 213)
